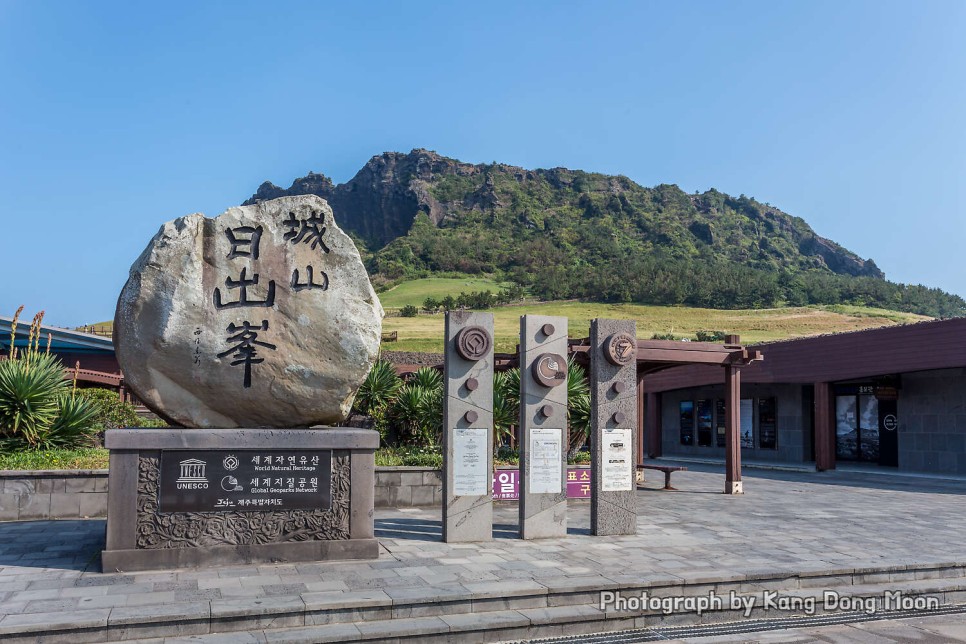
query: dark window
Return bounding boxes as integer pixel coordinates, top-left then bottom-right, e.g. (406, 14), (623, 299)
(697, 399), (713, 446)
(679, 401), (694, 446)
(758, 397), (777, 449)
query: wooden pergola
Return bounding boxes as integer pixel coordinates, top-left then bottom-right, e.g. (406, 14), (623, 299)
(490, 334), (763, 494)
(571, 334), (763, 494)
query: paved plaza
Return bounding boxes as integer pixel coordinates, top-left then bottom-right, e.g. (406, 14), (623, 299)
(2, 464), (966, 641)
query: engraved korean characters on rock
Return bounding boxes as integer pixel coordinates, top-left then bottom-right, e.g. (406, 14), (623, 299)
(113, 195), (383, 428)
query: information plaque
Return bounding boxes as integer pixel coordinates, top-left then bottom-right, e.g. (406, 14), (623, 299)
(529, 428), (562, 494)
(158, 450), (332, 513)
(601, 427), (633, 491)
(453, 427), (488, 496)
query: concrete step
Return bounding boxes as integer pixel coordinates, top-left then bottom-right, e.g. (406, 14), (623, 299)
(133, 580), (966, 644)
(3, 562), (966, 644)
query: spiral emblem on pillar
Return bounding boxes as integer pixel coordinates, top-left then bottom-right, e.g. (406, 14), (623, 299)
(455, 326), (492, 361)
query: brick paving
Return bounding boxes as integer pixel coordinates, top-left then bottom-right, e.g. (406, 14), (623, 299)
(1, 465), (966, 634)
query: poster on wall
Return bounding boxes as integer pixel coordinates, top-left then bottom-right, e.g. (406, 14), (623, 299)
(680, 401), (694, 445)
(740, 399), (754, 448)
(697, 399), (713, 446)
(601, 427), (633, 491)
(758, 397), (777, 449)
(453, 427), (488, 496)
(529, 428), (562, 494)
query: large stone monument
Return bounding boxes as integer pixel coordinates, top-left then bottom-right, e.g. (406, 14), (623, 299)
(102, 195), (382, 571)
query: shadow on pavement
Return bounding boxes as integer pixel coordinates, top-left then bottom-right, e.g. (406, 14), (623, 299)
(0, 519), (104, 572)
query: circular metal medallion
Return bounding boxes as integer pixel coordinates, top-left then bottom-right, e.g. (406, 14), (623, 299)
(455, 326), (491, 361)
(532, 352), (567, 388)
(604, 333), (637, 366)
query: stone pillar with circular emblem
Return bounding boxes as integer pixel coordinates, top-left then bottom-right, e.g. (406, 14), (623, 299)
(590, 319), (638, 535)
(442, 311), (495, 542)
(519, 315), (569, 539)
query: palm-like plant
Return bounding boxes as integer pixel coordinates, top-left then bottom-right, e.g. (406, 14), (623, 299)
(493, 368), (520, 448)
(390, 367), (444, 447)
(409, 366), (443, 392)
(566, 357), (591, 460)
(353, 360), (401, 416)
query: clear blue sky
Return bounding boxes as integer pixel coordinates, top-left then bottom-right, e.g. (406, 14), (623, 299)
(1, 1), (964, 327)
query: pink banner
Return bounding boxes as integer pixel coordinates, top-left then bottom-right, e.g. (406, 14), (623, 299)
(493, 468), (591, 500)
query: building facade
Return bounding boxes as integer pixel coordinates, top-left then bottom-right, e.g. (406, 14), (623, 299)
(641, 318), (966, 475)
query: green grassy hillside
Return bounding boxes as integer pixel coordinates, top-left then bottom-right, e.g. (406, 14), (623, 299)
(378, 277), (509, 309)
(86, 278), (930, 354)
(381, 299), (929, 353)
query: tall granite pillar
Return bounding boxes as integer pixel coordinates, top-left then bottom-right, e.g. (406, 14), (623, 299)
(590, 319), (638, 535)
(518, 315), (568, 539)
(442, 311), (494, 542)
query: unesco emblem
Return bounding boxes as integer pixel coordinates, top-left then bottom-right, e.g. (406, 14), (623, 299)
(455, 326), (492, 361)
(222, 455), (240, 471)
(604, 333), (637, 366)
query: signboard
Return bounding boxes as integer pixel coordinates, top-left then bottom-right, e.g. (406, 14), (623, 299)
(528, 428), (562, 494)
(493, 468), (591, 500)
(158, 450), (331, 513)
(601, 428), (633, 491)
(453, 427), (488, 496)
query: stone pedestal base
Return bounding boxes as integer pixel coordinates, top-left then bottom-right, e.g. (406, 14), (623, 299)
(725, 481), (743, 495)
(101, 428), (378, 572)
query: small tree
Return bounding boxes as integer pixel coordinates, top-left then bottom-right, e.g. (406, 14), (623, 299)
(422, 297), (440, 314)
(400, 304), (419, 317)
(440, 295), (456, 311)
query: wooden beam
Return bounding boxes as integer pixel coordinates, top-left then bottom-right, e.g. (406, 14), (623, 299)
(724, 366), (742, 494)
(645, 391), (662, 458)
(814, 382), (835, 471)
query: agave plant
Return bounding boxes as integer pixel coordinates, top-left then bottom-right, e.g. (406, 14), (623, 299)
(0, 308), (99, 449)
(0, 351), (65, 445)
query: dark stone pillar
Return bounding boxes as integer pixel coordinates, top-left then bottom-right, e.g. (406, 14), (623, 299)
(519, 315), (568, 539)
(442, 311), (494, 543)
(590, 319), (637, 535)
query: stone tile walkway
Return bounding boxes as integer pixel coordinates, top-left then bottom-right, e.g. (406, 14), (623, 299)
(1, 465), (966, 631)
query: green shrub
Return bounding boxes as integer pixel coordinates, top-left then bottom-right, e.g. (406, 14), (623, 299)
(78, 388), (141, 428)
(694, 330), (727, 342)
(0, 448), (109, 470)
(400, 305), (419, 317)
(375, 446), (443, 468)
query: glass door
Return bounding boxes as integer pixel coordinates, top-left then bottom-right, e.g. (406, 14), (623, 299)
(835, 394), (879, 462)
